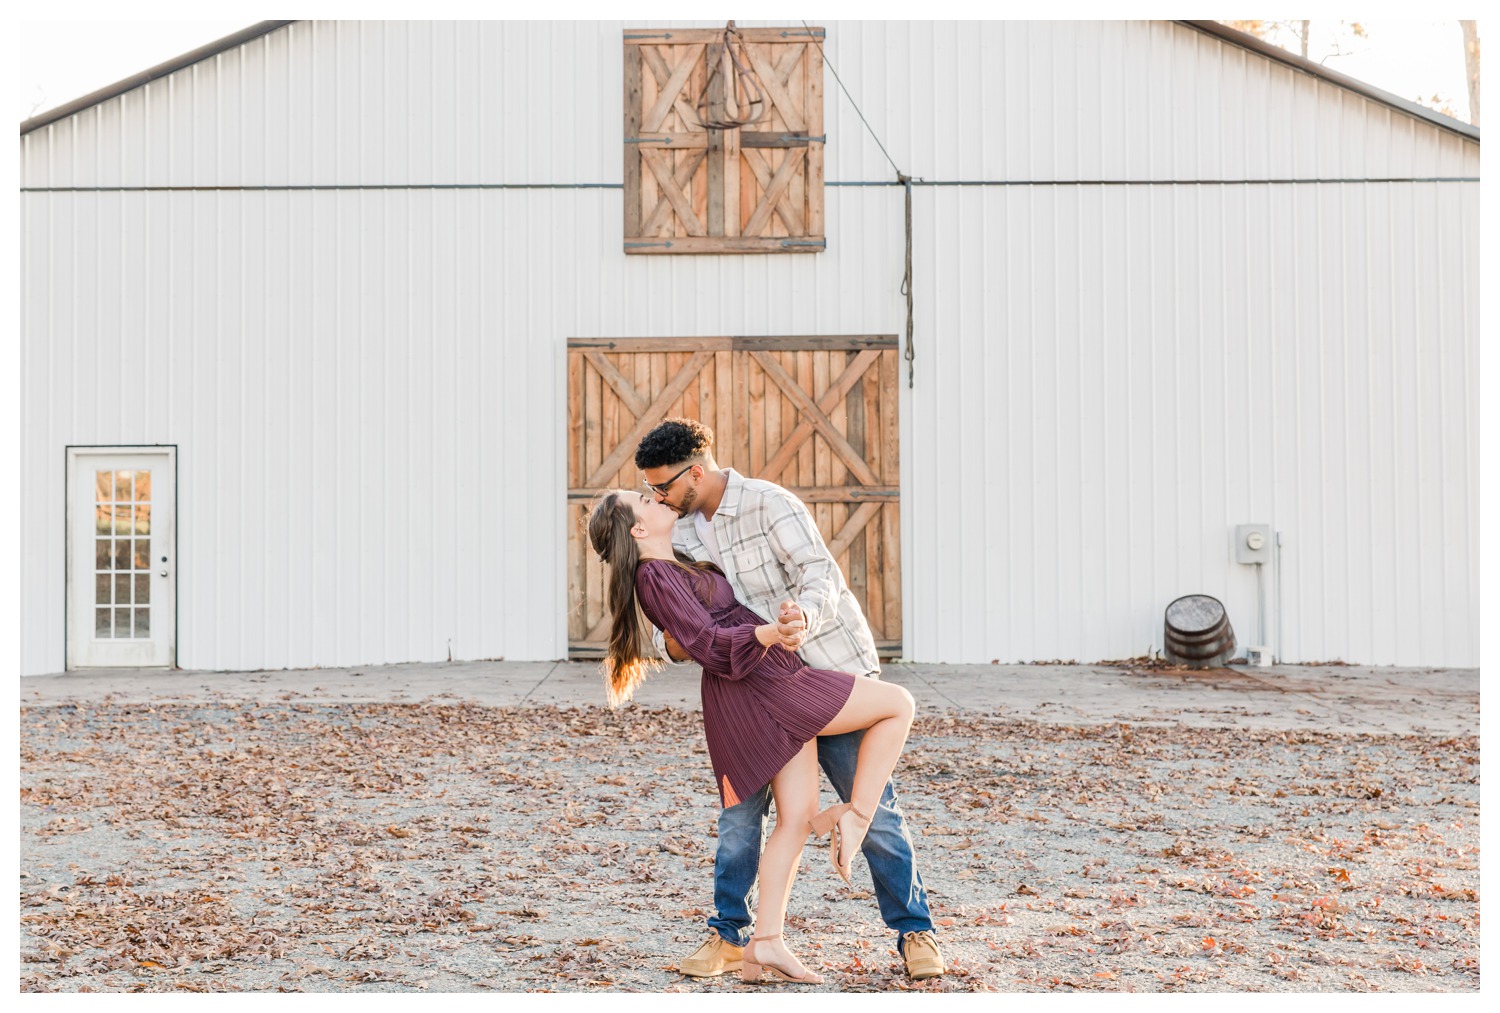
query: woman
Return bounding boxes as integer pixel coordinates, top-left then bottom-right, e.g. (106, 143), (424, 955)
(588, 490), (916, 986)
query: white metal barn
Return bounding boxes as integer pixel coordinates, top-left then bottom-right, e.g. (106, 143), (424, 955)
(19, 20), (1479, 676)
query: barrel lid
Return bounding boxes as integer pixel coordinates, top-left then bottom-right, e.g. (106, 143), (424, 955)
(1165, 594), (1227, 633)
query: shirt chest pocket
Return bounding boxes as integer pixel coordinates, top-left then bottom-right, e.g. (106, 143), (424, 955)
(731, 543), (785, 601)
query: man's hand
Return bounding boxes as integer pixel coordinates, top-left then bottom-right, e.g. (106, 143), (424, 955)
(663, 631), (691, 663)
(776, 601), (806, 651)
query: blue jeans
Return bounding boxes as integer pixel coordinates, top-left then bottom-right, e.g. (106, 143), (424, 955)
(707, 729), (934, 947)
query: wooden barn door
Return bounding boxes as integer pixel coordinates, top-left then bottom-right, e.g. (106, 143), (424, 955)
(567, 336), (900, 659)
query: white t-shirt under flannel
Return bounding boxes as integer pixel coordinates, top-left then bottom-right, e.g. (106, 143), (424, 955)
(693, 510), (724, 570)
(652, 468), (881, 679)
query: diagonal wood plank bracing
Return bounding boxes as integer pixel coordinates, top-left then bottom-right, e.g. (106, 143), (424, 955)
(568, 338), (898, 655)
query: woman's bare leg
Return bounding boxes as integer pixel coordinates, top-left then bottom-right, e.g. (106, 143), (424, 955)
(749, 740), (821, 977)
(816, 678), (916, 868)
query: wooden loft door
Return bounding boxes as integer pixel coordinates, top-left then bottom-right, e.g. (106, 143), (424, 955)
(566, 336), (901, 659)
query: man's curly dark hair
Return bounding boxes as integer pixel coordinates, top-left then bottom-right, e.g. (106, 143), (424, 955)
(635, 417), (715, 470)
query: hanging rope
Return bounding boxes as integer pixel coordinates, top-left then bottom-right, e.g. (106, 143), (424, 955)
(899, 173), (914, 388)
(697, 21), (766, 130)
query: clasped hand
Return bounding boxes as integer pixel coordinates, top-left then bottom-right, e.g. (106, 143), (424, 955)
(756, 600), (806, 651)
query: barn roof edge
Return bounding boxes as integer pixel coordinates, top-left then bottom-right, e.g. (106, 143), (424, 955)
(19, 20), (1480, 145)
(20, 21), (296, 136)
(1178, 20), (1479, 143)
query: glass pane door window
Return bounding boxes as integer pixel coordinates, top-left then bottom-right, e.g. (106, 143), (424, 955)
(92, 468), (154, 639)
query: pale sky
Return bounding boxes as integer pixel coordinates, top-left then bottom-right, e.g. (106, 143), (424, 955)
(16, 18), (1482, 129)
(18, 20), (255, 124)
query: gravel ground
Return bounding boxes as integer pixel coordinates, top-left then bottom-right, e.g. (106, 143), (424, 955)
(19, 700), (1479, 992)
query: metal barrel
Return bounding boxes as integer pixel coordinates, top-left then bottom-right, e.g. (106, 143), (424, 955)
(1162, 594), (1237, 667)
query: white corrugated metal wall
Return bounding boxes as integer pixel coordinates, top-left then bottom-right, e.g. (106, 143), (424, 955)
(19, 20), (1479, 674)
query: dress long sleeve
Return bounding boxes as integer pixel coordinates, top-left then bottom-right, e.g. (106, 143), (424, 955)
(636, 561), (772, 681)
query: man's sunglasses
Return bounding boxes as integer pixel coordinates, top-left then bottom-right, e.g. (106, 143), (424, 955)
(643, 463), (695, 497)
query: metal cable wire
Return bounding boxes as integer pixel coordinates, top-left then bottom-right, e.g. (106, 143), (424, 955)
(803, 21), (914, 385)
(802, 20), (902, 179)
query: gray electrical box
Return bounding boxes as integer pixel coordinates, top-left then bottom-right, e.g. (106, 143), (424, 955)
(1235, 523), (1272, 565)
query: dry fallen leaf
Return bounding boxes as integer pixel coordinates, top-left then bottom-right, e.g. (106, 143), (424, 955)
(17, 703), (1478, 993)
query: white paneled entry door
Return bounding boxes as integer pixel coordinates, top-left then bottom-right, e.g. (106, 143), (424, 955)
(67, 447), (176, 668)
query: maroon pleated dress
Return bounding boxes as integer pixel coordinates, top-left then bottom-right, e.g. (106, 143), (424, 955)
(635, 559), (856, 808)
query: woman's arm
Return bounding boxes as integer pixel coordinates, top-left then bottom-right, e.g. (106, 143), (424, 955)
(636, 561), (779, 679)
(649, 624), (695, 664)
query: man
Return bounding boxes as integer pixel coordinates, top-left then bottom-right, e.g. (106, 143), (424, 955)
(635, 417), (945, 981)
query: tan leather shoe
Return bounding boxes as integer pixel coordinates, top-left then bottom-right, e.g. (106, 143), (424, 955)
(679, 935), (744, 977)
(900, 931), (945, 980)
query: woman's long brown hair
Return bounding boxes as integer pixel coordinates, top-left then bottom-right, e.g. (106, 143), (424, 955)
(587, 491), (720, 708)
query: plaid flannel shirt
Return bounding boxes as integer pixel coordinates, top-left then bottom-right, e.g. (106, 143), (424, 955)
(650, 468), (881, 679)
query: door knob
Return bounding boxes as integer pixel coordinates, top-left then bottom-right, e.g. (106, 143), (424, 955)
(159, 570), (168, 577)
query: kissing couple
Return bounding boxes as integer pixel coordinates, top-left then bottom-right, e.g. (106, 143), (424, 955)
(589, 417), (943, 984)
